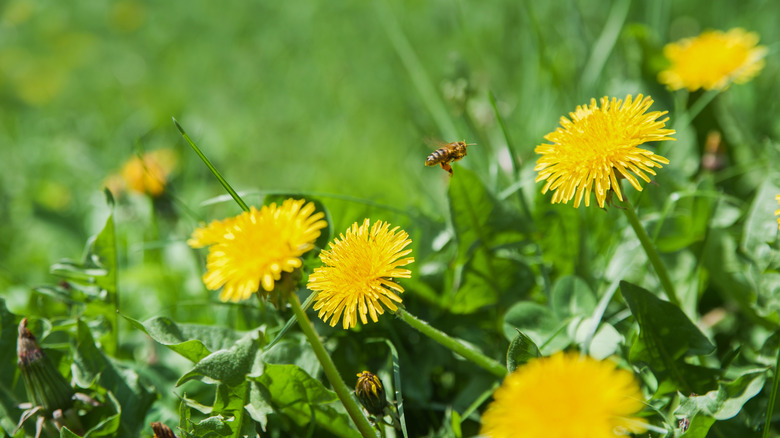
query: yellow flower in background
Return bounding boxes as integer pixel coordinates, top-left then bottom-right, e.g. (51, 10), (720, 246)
(308, 219), (414, 329)
(775, 194), (780, 231)
(659, 28), (766, 91)
(534, 94), (675, 208)
(480, 352), (646, 438)
(189, 199), (327, 302)
(106, 149), (177, 197)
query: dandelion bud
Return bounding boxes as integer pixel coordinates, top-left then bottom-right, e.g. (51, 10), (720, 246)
(355, 371), (388, 417)
(151, 421), (179, 438)
(17, 318), (75, 416)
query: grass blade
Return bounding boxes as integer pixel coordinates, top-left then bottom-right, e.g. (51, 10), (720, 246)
(173, 117), (250, 213)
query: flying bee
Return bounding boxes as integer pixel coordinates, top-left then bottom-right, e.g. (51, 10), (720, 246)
(424, 141), (476, 175)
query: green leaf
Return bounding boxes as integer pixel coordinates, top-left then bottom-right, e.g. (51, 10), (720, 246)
(255, 364), (361, 438)
(506, 330), (540, 372)
(262, 332), (319, 378)
(702, 228), (776, 329)
(82, 391), (121, 437)
(448, 167), (500, 264)
(550, 275), (597, 320)
(676, 371), (766, 432)
(741, 179), (780, 268)
(450, 250), (533, 314)
(621, 281), (716, 393)
(124, 315), (243, 363)
(178, 329), (264, 387)
(189, 416), (235, 437)
(60, 427), (81, 438)
(503, 302), (568, 353)
(72, 320), (155, 437)
(91, 210), (118, 297)
(654, 194), (713, 252)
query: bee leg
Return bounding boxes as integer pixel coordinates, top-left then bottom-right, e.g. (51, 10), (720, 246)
(440, 162), (453, 175)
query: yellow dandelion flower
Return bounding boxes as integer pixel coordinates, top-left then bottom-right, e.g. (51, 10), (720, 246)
(534, 94), (675, 208)
(188, 199), (327, 302)
(307, 219), (414, 329)
(480, 352), (646, 438)
(115, 149), (177, 197)
(659, 28), (767, 91)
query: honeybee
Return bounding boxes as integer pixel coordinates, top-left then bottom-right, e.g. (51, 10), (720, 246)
(424, 141), (476, 175)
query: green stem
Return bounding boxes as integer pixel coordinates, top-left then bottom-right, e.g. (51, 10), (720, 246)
(763, 337), (780, 438)
(394, 308), (506, 378)
(288, 294), (376, 437)
(619, 196), (682, 307)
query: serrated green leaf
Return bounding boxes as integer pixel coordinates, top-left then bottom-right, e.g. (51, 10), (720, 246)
(245, 381), (272, 430)
(124, 315), (243, 363)
(255, 364), (361, 438)
(178, 329), (264, 387)
(621, 281), (716, 393)
(676, 371), (766, 423)
(506, 330), (540, 372)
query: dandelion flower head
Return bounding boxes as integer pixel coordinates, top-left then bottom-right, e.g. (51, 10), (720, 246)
(188, 199), (327, 302)
(308, 219), (414, 329)
(534, 94), (675, 208)
(480, 352), (646, 438)
(119, 149), (177, 197)
(659, 28), (766, 91)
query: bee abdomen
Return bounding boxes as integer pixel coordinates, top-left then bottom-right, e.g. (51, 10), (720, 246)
(426, 148), (448, 166)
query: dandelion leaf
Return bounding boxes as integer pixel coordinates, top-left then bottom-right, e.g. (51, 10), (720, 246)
(124, 314), (243, 363)
(254, 364), (361, 438)
(506, 330), (541, 372)
(621, 281), (716, 393)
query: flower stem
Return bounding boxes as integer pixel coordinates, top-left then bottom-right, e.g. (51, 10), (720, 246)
(288, 294), (376, 437)
(619, 196), (682, 307)
(394, 308), (507, 378)
(763, 338), (780, 438)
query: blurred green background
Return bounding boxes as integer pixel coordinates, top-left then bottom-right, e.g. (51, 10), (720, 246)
(1, 0), (780, 436)
(2, 0), (778, 301)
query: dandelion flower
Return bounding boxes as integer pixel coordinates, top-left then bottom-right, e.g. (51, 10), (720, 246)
(188, 199), (327, 302)
(534, 94), (675, 208)
(659, 28), (766, 91)
(480, 352), (646, 438)
(119, 149), (178, 197)
(308, 219), (414, 329)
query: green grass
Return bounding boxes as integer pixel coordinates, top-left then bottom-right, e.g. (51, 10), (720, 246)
(1, 0), (780, 436)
